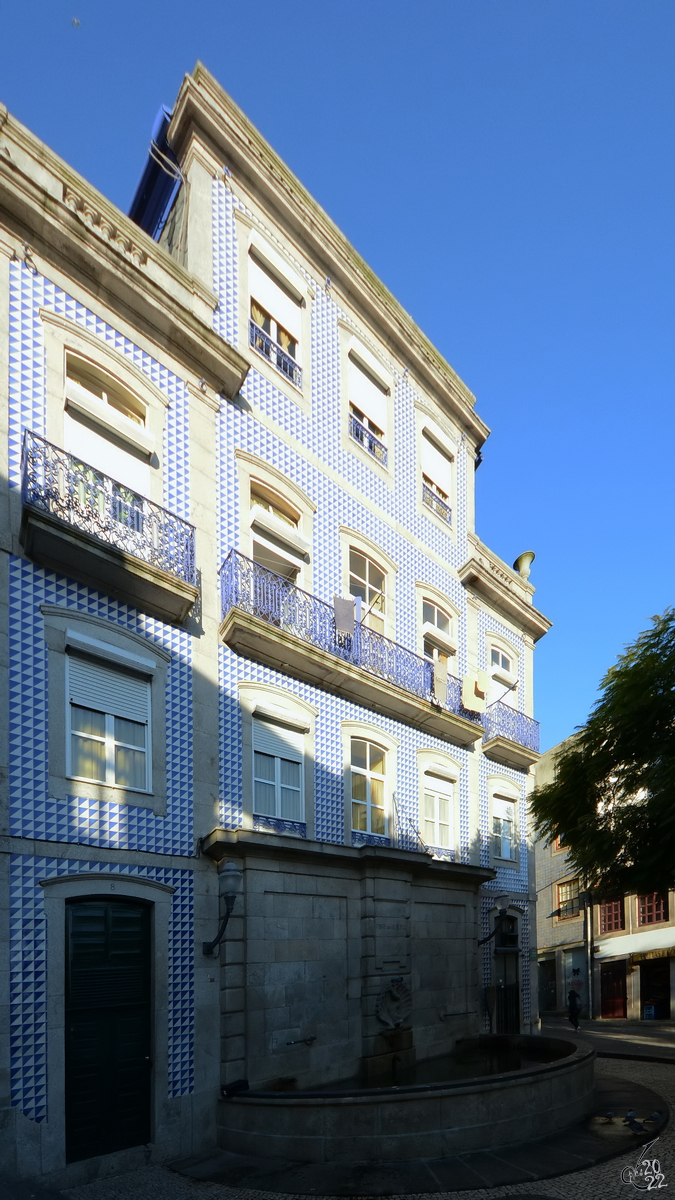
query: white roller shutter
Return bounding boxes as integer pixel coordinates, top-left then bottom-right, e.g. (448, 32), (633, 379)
(493, 795), (516, 820)
(68, 654), (150, 723)
(253, 716), (304, 761)
(422, 431), (452, 492)
(348, 355), (389, 432)
(248, 255), (302, 341)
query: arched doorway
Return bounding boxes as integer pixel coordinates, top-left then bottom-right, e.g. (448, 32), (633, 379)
(65, 897), (152, 1162)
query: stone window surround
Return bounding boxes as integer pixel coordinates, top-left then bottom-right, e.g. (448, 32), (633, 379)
(339, 526), (398, 643)
(238, 681), (317, 839)
(39, 309), (169, 509)
(416, 747), (461, 858)
(38, 873), (174, 1175)
(338, 321), (395, 485)
(234, 450), (316, 592)
(42, 605), (171, 816)
(414, 401), (459, 542)
(341, 720), (399, 844)
(415, 581), (460, 662)
(234, 210), (313, 412)
(488, 773), (521, 871)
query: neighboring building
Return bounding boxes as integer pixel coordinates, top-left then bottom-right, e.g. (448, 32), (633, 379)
(535, 740), (675, 1022)
(0, 64), (551, 1185)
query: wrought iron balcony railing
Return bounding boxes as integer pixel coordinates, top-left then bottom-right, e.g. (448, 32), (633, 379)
(249, 319), (302, 389)
(21, 430), (197, 586)
(220, 550), (478, 720)
(349, 413), (388, 467)
(422, 481), (452, 525)
(482, 700), (540, 753)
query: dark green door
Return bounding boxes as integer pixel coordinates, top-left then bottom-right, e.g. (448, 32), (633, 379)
(65, 898), (151, 1163)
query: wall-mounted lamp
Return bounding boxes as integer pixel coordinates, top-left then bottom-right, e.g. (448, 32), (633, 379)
(203, 860), (243, 956)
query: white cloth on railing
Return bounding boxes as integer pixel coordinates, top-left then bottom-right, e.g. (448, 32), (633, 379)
(333, 596), (355, 635)
(434, 656), (448, 703)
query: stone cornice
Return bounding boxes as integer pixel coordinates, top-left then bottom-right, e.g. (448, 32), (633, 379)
(168, 63), (490, 448)
(0, 105), (249, 400)
(458, 535), (552, 642)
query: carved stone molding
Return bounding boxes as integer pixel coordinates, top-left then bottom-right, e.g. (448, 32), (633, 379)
(375, 976), (412, 1029)
(63, 185), (148, 267)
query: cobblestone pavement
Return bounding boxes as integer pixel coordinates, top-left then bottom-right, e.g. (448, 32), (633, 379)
(61, 1059), (674, 1200)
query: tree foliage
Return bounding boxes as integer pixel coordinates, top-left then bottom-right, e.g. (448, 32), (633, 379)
(531, 609), (675, 897)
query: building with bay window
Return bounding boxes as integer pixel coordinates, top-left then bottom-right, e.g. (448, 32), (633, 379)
(0, 64), (550, 1185)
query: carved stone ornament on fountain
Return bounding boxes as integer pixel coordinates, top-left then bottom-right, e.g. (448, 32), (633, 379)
(375, 976), (413, 1029)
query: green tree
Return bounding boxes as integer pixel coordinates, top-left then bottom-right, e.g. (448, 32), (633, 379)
(532, 609), (675, 897)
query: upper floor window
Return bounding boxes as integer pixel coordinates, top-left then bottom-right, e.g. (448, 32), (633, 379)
(422, 599), (454, 666)
(348, 352), (389, 467)
(351, 738), (386, 835)
(250, 484), (299, 529)
(422, 773), (453, 850)
(558, 880), (581, 919)
(638, 893), (668, 925)
(488, 641), (518, 708)
(67, 356), (147, 427)
(253, 714), (304, 822)
(599, 898), (625, 933)
(492, 794), (517, 861)
(67, 654), (150, 793)
(248, 250), (303, 390)
(349, 549), (386, 635)
(421, 430), (453, 525)
(491, 647), (512, 674)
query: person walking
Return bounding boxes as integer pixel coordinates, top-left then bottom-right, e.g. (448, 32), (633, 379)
(567, 988), (583, 1032)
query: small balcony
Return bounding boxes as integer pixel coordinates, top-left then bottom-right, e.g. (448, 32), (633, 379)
(219, 550), (483, 748)
(20, 431), (198, 623)
(349, 413), (388, 467)
(422, 481), (452, 525)
(482, 700), (540, 771)
(249, 319), (302, 389)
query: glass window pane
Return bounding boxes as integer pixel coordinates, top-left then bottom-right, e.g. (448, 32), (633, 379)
(422, 601), (434, 626)
(369, 564), (384, 593)
(280, 788), (302, 820)
(438, 797), (450, 823)
(369, 590), (385, 613)
(439, 823), (451, 848)
(351, 739), (367, 769)
(370, 777), (384, 807)
(423, 639), (434, 660)
(114, 716), (146, 748)
(502, 653), (511, 672)
(352, 801), (367, 830)
(351, 771), (367, 802)
(350, 580), (367, 602)
(254, 780), (276, 815)
(254, 752), (275, 781)
(436, 610), (450, 634)
(423, 818), (436, 842)
(491, 648), (500, 666)
(115, 746), (146, 789)
(72, 734), (106, 781)
(279, 758), (300, 787)
(71, 705), (106, 737)
(350, 550), (366, 578)
(369, 744), (385, 774)
(371, 806), (385, 835)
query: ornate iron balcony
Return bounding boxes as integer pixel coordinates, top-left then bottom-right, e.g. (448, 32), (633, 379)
(21, 431), (197, 586)
(249, 319), (302, 389)
(220, 550), (478, 723)
(482, 700), (540, 753)
(349, 413), (388, 467)
(422, 481), (452, 525)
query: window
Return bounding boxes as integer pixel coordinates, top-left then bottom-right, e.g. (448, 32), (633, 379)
(249, 482), (305, 581)
(250, 484), (298, 529)
(351, 738), (386, 835)
(599, 898), (625, 933)
(558, 880), (581, 919)
(638, 893), (668, 925)
(421, 430), (453, 524)
(67, 654), (150, 792)
(252, 715), (304, 821)
(488, 641), (518, 708)
(67, 357), (146, 426)
(349, 549), (386, 635)
(492, 795), (517, 860)
(422, 774), (453, 850)
(348, 352), (390, 466)
(491, 647), (512, 674)
(248, 251), (303, 389)
(553, 833), (567, 852)
(422, 599), (453, 666)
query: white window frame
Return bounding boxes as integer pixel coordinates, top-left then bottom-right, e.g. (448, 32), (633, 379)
(486, 633), (520, 708)
(416, 749), (460, 858)
(414, 403), (459, 539)
(350, 736), (388, 837)
(252, 715), (305, 823)
(341, 721), (398, 844)
(339, 323), (395, 480)
(239, 683), (317, 836)
(66, 655), (151, 794)
(340, 528), (397, 641)
(489, 778), (521, 866)
(235, 451), (316, 590)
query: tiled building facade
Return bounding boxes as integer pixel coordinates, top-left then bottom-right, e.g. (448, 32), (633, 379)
(0, 65), (550, 1184)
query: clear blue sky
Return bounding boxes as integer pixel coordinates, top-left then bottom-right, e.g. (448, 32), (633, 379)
(2, 1), (674, 750)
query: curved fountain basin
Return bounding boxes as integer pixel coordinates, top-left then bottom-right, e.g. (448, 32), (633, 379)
(218, 1035), (596, 1163)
